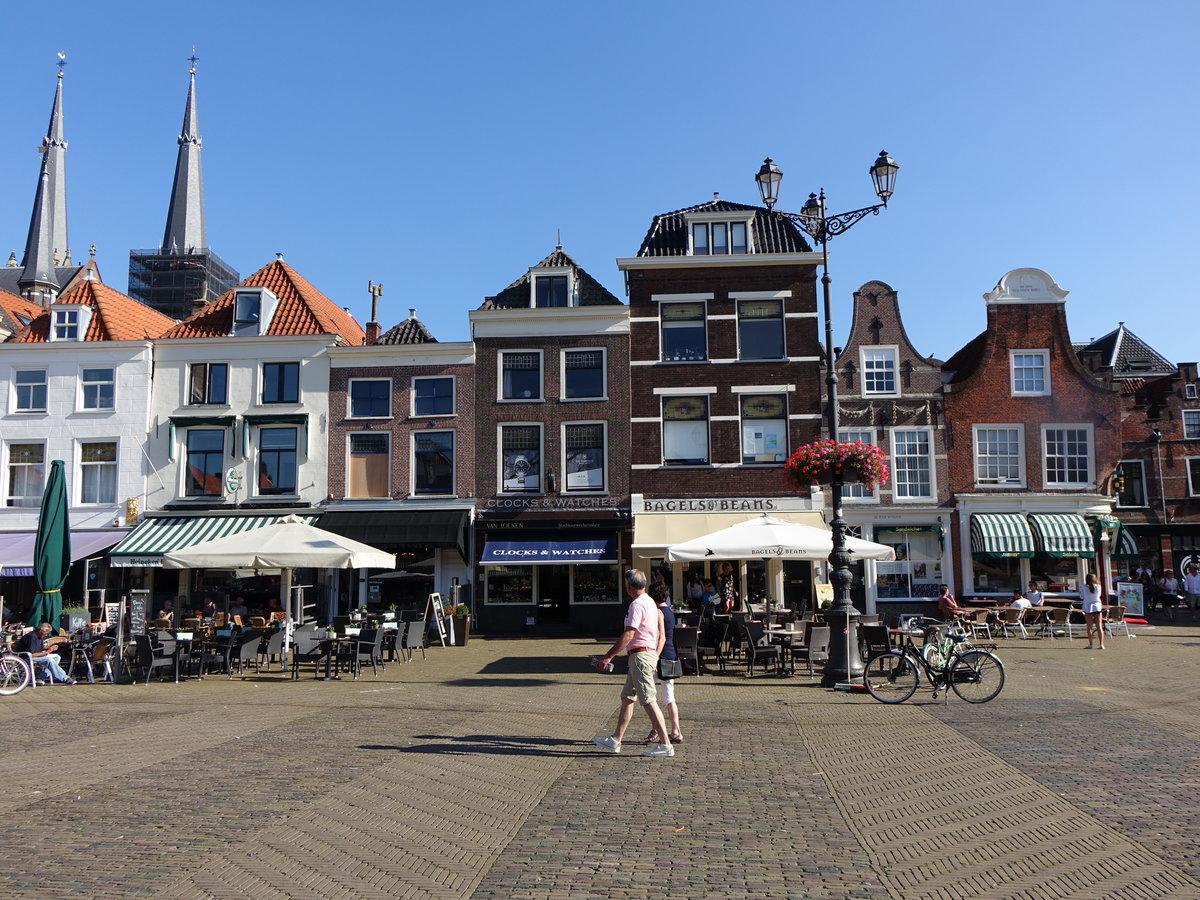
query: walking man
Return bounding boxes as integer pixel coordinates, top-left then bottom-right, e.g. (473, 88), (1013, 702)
(1184, 564), (1200, 620)
(592, 569), (674, 758)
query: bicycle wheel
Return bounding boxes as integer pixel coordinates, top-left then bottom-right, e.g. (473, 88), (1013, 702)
(0, 656), (31, 695)
(949, 650), (1005, 703)
(922, 641), (947, 670)
(863, 650), (920, 704)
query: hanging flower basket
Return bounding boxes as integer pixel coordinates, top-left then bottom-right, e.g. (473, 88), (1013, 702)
(783, 439), (890, 492)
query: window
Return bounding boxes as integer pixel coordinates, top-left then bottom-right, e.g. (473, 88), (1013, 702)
(740, 395), (787, 464)
(1043, 426), (1091, 486)
(413, 376), (454, 416)
(414, 431), (454, 495)
(257, 427), (297, 495)
(1184, 410), (1200, 440)
(501, 425), (541, 492)
(974, 426), (1024, 485)
(874, 529), (942, 599)
(891, 428), (933, 499)
(1116, 460), (1147, 507)
(54, 308), (80, 340)
(189, 363), (228, 405)
(841, 429), (876, 499)
(349, 379), (390, 418)
(563, 350), (605, 400)
(1189, 459), (1200, 497)
(501, 352), (542, 401)
(80, 442), (117, 504)
(565, 423), (605, 491)
(185, 430), (224, 497)
(262, 362), (299, 404)
(660, 302), (707, 362)
(81, 368), (115, 411)
(348, 433), (390, 498)
(663, 396), (709, 465)
(234, 290), (261, 325)
(6, 443), (44, 507)
(534, 275), (568, 308)
(14, 370), (47, 412)
(691, 221), (748, 255)
(861, 348), (898, 395)
(1187, 384), (1198, 400)
(1011, 350), (1050, 395)
(737, 300), (785, 360)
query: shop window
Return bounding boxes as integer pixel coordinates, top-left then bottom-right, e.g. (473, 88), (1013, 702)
(565, 423), (605, 492)
(14, 370), (47, 412)
(80, 441), (117, 504)
(486, 565), (534, 604)
(874, 529), (942, 599)
(501, 425), (541, 492)
(189, 363), (228, 405)
(501, 351), (543, 401)
(737, 300), (785, 360)
(563, 350), (605, 400)
(974, 425), (1024, 486)
(662, 396), (709, 465)
(1184, 410), (1200, 440)
(6, 443), (44, 507)
(861, 348), (898, 396)
(262, 362), (299, 404)
(349, 379), (390, 418)
(414, 431), (454, 495)
(573, 564), (621, 603)
(1116, 460), (1147, 507)
(1011, 350), (1050, 395)
(971, 555), (1022, 594)
(347, 433), (390, 498)
(81, 368), (115, 411)
(185, 430), (224, 497)
(660, 302), (707, 362)
(740, 395), (787, 464)
(890, 428), (933, 499)
(257, 427), (298, 495)
(1042, 425), (1092, 486)
(413, 376), (455, 416)
(1032, 556), (1080, 592)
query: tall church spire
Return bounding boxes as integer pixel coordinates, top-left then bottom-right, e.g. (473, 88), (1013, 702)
(19, 54), (70, 301)
(161, 51), (207, 253)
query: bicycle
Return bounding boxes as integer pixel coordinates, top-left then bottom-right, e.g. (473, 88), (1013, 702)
(863, 623), (1005, 704)
(0, 640), (33, 696)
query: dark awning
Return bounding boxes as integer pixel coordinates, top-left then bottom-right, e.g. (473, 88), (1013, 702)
(0, 529), (131, 577)
(318, 509), (468, 558)
(480, 534), (617, 566)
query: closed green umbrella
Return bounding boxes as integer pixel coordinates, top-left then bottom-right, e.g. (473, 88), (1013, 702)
(27, 459), (71, 628)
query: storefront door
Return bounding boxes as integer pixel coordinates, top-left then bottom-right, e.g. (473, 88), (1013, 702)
(783, 561), (813, 613)
(537, 565), (571, 624)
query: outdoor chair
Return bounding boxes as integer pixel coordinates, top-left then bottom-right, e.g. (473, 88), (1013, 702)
(965, 608), (993, 640)
(1046, 606), (1075, 640)
(228, 630), (266, 679)
(1105, 605), (1134, 639)
(134, 634), (177, 684)
(673, 626), (701, 676)
(697, 619), (726, 673)
(860, 623), (892, 659)
(82, 636), (117, 683)
(792, 625), (831, 678)
(290, 631), (329, 680)
(741, 621), (780, 677)
(401, 620), (427, 661)
(1000, 607), (1029, 639)
(258, 628), (286, 671)
(381, 623), (400, 661)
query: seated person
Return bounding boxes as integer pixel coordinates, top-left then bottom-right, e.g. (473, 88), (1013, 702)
(266, 598), (286, 620)
(16, 623), (76, 684)
(700, 579), (720, 607)
(228, 597), (249, 621)
(158, 599), (175, 622)
(1026, 581), (1045, 606)
(201, 598), (218, 620)
(1009, 590), (1032, 609)
(937, 584), (968, 620)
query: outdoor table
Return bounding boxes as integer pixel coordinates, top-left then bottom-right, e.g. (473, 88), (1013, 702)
(316, 635), (355, 680)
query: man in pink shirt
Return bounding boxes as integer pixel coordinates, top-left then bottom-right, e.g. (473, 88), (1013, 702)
(592, 569), (674, 758)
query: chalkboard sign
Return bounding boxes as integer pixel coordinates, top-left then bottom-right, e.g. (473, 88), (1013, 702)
(128, 592), (148, 636)
(427, 592), (447, 647)
(103, 602), (121, 627)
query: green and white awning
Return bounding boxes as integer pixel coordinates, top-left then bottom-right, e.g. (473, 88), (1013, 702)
(1028, 514), (1095, 558)
(970, 514), (1035, 558)
(108, 513), (318, 567)
(1112, 525), (1140, 560)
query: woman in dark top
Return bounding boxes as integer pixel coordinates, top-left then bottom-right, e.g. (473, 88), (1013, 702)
(645, 583), (684, 744)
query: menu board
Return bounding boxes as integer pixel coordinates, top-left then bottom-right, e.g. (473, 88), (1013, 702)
(128, 593), (148, 636)
(428, 592), (447, 646)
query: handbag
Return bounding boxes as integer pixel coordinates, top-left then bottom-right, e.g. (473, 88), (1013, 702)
(657, 657), (683, 680)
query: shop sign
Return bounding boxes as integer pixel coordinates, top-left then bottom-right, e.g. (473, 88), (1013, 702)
(484, 496), (622, 510)
(635, 496), (808, 513)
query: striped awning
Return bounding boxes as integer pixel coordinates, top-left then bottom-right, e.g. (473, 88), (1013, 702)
(1028, 514), (1095, 558)
(970, 514), (1035, 558)
(1112, 525), (1140, 560)
(108, 514), (318, 567)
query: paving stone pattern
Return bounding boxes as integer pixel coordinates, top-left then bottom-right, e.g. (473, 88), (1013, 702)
(0, 627), (1198, 898)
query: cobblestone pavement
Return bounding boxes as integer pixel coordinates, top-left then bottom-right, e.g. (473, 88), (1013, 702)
(1, 622), (1198, 899)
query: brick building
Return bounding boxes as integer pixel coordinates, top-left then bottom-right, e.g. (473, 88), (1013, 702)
(468, 248), (630, 634)
(832, 280), (952, 612)
(941, 268), (1123, 601)
(616, 196), (827, 608)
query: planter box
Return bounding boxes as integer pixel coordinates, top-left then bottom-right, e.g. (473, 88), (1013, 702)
(452, 615), (471, 646)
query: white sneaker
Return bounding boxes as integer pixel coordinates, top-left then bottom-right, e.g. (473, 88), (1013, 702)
(643, 743), (675, 758)
(592, 736), (621, 753)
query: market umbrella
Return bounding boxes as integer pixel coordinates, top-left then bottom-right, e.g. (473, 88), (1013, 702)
(666, 514), (896, 563)
(27, 459), (71, 627)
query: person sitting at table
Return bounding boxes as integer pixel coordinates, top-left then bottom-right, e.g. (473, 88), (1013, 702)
(1026, 581), (1045, 606)
(937, 585), (968, 620)
(201, 598), (217, 620)
(266, 598), (286, 619)
(158, 599), (175, 622)
(229, 596), (249, 622)
(1009, 590), (1032, 609)
(15, 623), (76, 684)
(700, 579), (720, 608)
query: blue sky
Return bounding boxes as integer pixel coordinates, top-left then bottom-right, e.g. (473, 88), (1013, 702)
(3, 1), (1197, 362)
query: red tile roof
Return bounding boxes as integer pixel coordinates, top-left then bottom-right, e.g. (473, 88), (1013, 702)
(9, 280), (177, 342)
(163, 259), (365, 343)
(0, 289), (45, 337)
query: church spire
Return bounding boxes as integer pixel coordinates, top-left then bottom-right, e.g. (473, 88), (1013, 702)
(19, 54), (70, 300)
(161, 49), (207, 253)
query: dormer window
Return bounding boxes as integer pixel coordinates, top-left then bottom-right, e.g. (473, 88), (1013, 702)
(690, 220), (749, 255)
(530, 269), (574, 308)
(231, 287), (280, 336)
(234, 291), (260, 325)
(48, 305), (93, 342)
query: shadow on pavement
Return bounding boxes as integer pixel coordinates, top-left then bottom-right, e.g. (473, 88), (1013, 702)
(360, 734), (582, 757)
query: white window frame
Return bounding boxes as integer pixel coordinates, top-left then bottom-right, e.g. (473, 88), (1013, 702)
(1187, 383), (1198, 400)
(412, 429), (456, 496)
(498, 350), (544, 402)
(530, 267), (574, 308)
(498, 423), (544, 493)
(889, 426), (935, 501)
(1041, 424), (1094, 488)
(1183, 410), (1200, 440)
(347, 377), (392, 419)
(687, 217), (752, 255)
(5, 441), (46, 507)
(1010, 349), (1051, 396)
(79, 367), (116, 412)
(346, 432), (392, 499)
(662, 396), (711, 466)
(860, 346), (899, 397)
(412, 375), (456, 418)
(1116, 459), (1148, 508)
(12, 369), (47, 413)
(738, 394), (788, 465)
(560, 348), (607, 401)
(51, 308), (80, 341)
(1188, 458), (1200, 497)
(562, 421), (608, 493)
(973, 424), (1025, 488)
(78, 440), (118, 505)
(840, 428), (878, 502)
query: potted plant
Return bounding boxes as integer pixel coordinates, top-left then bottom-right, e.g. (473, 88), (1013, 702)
(61, 605), (90, 633)
(451, 604), (471, 646)
(783, 439), (890, 492)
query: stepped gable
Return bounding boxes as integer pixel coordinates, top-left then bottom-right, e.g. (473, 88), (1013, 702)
(480, 247), (621, 310)
(9, 280), (176, 342)
(163, 258), (365, 343)
(636, 198), (812, 257)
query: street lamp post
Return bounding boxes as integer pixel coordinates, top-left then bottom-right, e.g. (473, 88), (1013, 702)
(756, 151), (899, 686)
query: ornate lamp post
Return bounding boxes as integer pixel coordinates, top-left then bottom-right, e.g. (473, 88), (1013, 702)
(756, 151), (899, 685)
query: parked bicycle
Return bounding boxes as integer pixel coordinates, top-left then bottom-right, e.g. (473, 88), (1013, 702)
(0, 639), (32, 696)
(863, 622), (1004, 704)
